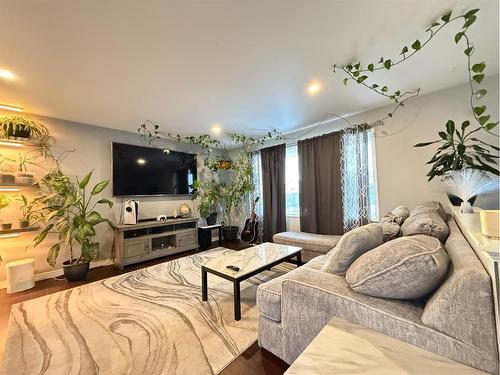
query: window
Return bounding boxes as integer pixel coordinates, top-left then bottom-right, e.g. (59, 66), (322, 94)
(285, 144), (300, 217)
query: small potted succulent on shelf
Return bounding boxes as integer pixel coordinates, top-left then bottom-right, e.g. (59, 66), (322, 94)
(0, 194), (12, 229)
(17, 194), (39, 229)
(0, 154), (16, 184)
(0, 114), (50, 141)
(32, 170), (116, 281)
(15, 153), (35, 185)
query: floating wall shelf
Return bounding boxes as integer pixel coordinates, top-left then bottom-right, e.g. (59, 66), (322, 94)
(0, 227), (39, 237)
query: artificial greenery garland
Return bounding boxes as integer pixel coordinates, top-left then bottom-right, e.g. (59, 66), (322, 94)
(333, 8), (499, 180)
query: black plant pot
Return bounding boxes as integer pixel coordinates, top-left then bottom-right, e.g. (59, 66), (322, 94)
(447, 193), (477, 207)
(206, 212), (218, 226)
(7, 125), (31, 140)
(222, 226), (239, 241)
(62, 260), (90, 282)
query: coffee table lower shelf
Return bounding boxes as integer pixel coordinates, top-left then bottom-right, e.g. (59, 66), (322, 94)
(201, 251), (301, 321)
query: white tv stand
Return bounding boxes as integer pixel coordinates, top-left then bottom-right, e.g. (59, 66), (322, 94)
(113, 217), (199, 267)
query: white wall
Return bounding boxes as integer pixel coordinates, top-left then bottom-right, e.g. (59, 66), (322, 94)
(266, 77), (499, 230)
(0, 113), (205, 282)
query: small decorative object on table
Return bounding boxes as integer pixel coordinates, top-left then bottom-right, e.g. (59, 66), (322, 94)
(443, 169), (498, 214)
(179, 203), (191, 218)
(480, 210), (500, 239)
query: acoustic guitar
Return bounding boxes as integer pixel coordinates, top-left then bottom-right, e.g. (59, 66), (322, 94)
(241, 197), (259, 243)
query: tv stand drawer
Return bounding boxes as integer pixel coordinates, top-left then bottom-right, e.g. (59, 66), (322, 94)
(178, 232), (196, 246)
(123, 238), (149, 259)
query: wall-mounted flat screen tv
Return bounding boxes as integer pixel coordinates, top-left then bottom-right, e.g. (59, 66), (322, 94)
(112, 142), (197, 196)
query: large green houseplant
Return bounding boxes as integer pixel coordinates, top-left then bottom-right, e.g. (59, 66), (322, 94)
(31, 170), (115, 281)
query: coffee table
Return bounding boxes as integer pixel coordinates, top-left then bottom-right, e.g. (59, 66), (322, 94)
(201, 242), (302, 320)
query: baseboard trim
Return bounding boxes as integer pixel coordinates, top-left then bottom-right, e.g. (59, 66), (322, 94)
(0, 259), (114, 290)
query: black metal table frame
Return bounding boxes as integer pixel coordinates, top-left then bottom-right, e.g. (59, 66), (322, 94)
(201, 251), (302, 321)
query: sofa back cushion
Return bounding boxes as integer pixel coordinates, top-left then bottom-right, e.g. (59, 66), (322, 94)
(321, 223), (383, 275)
(391, 205), (410, 225)
(410, 201), (447, 221)
(401, 212), (450, 244)
(422, 219), (497, 353)
(346, 235), (449, 299)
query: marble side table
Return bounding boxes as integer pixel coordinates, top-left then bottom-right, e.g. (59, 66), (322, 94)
(285, 317), (486, 375)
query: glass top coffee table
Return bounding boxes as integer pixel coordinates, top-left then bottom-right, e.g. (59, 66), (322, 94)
(201, 242), (302, 320)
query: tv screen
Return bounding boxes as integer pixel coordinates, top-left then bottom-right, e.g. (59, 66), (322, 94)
(112, 142), (197, 196)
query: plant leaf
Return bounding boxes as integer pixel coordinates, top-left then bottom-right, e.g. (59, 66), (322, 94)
(441, 11), (452, 22)
(461, 120), (470, 130)
(367, 63), (374, 72)
(454, 32), (464, 44)
(47, 243), (60, 267)
(97, 198), (113, 208)
(478, 115), (491, 125)
(79, 171), (93, 189)
(472, 62), (486, 73)
(473, 74), (484, 84)
(33, 224), (54, 247)
(400, 46), (408, 55)
(414, 141), (440, 147)
(445, 120), (455, 135)
(485, 122), (499, 131)
(86, 211), (102, 225)
(464, 9), (479, 18)
(343, 78), (348, 86)
(411, 39), (421, 50)
(384, 60), (392, 70)
(91, 180), (109, 195)
(463, 15), (476, 28)
(464, 47), (474, 56)
(474, 106), (486, 116)
(475, 89), (487, 99)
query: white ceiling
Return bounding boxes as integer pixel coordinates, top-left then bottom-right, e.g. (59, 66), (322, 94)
(0, 0), (498, 136)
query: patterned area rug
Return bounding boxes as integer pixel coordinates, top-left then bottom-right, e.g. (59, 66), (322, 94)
(0, 248), (293, 375)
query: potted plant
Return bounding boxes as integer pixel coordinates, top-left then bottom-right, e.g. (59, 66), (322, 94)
(17, 194), (40, 229)
(0, 114), (50, 141)
(32, 170), (115, 281)
(0, 194), (12, 229)
(14, 152), (36, 185)
(0, 154), (15, 184)
(192, 179), (219, 225)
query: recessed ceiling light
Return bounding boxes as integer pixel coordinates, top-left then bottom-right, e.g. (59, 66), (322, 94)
(211, 123), (222, 135)
(0, 69), (15, 80)
(306, 81), (322, 96)
(136, 158), (147, 165)
(0, 103), (23, 112)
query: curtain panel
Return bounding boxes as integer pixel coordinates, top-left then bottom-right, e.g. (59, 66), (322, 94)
(340, 127), (370, 232)
(298, 132), (343, 235)
(261, 144), (286, 242)
(249, 151), (264, 243)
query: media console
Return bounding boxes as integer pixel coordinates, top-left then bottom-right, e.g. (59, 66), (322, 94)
(113, 217), (199, 267)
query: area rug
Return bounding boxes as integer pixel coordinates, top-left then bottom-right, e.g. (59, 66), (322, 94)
(0, 248), (293, 375)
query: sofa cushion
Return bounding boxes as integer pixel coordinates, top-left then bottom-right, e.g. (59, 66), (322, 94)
(273, 231), (341, 255)
(346, 235), (450, 299)
(303, 255), (327, 270)
(410, 201), (447, 221)
(401, 212), (450, 243)
(422, 219), (497, 352)
(321, 223), (383, 275)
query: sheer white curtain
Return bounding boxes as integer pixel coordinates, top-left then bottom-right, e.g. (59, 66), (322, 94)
(249, 151), (264, 243)
(340, 126), (370, 232)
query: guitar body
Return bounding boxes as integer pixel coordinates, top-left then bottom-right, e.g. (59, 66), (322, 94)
(241, 197), (260, 243)
(241, 218), (258, 243)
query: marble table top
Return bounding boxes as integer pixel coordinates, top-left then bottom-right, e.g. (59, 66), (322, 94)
(202, 242), (301, 279)
(285, 317), (486, 375)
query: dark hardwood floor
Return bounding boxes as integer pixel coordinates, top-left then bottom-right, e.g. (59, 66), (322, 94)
(0, 240), (289, 375)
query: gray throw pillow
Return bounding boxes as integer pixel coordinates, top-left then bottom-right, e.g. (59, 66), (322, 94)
(410, 201), (447, 221)
(380, 220), (400, 242)
(391, 206), (410, 225)
(401, 212), (450, 244)
(321, 223), (383, 275)
(346, 235), (450, 299)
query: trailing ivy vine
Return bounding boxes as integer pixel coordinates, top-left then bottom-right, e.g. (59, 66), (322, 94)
(333, 8), (499, 180)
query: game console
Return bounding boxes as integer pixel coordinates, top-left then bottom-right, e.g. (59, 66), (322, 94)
(156, 215), (167, 222)
(122, 200), (139, 225)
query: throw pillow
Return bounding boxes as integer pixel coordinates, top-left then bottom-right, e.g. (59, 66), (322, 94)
(410, 201), (447, 221)
(321, 223), (383, 275)
(391, 206), (410, 225)
(346, 235), (450, 299)
(380, 220), (400, 242)
(401, 212), (450, 243)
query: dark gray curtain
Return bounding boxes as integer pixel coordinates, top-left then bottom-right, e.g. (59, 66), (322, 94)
(261, 144), (286, 242)
(298, 132), (343, 234)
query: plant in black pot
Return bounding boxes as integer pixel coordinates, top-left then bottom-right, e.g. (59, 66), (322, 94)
(31, 170), (115, 281)
(0, 114), (50, 141)
(192, 179), (219, 225)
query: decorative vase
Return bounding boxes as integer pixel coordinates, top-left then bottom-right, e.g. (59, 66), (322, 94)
(62, 260), (90, 282)
(222, 226), (239, 241)
(206, 212), (218, 226)
(459, 202), (474, 214)
(447, 193), (477, 207)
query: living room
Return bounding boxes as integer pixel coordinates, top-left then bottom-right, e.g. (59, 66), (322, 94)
(0, 1), (499, 374)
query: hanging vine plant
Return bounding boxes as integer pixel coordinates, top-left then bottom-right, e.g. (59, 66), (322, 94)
(333, 8), (499, 180)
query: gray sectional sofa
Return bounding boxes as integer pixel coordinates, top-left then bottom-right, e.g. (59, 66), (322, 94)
(258, 211), (498, 373)
(273, 231), (341, 262)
